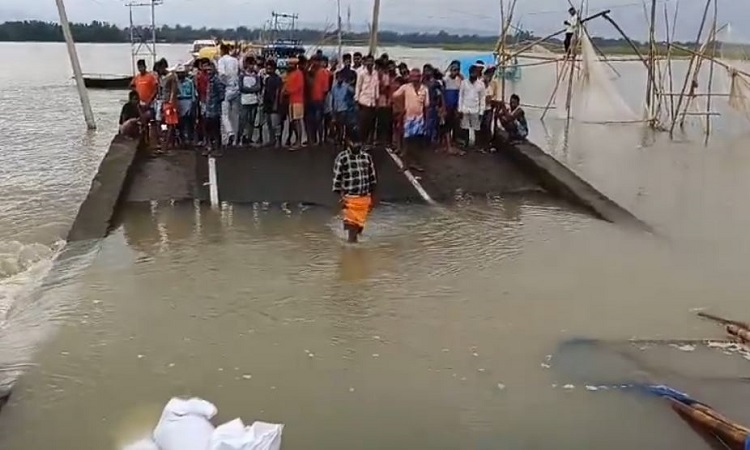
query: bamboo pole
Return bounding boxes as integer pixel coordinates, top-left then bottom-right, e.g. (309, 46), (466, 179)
(368, 0), (380, 56)
(669, 43), (750, 78)
(501, 10), (610, 62)
(541, 57), (571, 120)
(564, 32), (578, 126)
(669, 0), (713, 135)
(704, 1), (718, 144)
(679, 24), (723, 128)
(664, 0), (678, 124)
(697, 311), (750, 330)
(646, 0), (658, 122)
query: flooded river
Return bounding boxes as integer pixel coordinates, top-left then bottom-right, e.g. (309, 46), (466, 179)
(0, 42), (749, 449)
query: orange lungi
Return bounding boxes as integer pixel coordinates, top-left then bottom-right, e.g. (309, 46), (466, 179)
(162, 102), (179, 126)
(342, 194), (372, 230)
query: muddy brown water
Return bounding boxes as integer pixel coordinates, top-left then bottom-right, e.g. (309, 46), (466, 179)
(0, 42), (749, 449)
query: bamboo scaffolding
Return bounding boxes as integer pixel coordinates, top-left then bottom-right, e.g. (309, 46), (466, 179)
(677, 24), (725, 129)
(646, 0), (658, 121)
(669, 0), (713, 135)
(705, 0), (718, 144)
(664, 0), (678, 124)
(501, 10), (610, 63)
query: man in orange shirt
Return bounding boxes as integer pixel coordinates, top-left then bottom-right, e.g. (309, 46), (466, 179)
(130, 59), (159, 112)
(130, 59), (159, 146)
(307, 56), (330, 145)
(284, 57), (305, 148)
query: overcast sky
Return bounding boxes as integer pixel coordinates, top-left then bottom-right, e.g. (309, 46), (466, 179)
(1, 0), (748, 41)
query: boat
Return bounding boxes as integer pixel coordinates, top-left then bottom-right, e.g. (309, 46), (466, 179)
(82, 74), (132, 90)
(261, 39), (306, 71)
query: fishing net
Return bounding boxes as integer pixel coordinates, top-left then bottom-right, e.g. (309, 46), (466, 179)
(572, 32), (641, 123)
(728, 70), (750, 120)
(717, 24), (750, 122)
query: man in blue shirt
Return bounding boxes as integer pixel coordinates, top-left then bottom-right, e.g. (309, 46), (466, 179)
(443, 60), (463, 143)
(204, 62), (225, 155)
(330, 70), (356, 144)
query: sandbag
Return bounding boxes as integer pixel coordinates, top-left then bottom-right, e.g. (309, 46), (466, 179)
(210, 418), (283, 450)
(153, 397), (218, 450)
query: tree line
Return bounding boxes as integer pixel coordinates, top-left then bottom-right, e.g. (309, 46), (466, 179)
(2, 19), (715, 54)
(0, 19), (644, 48)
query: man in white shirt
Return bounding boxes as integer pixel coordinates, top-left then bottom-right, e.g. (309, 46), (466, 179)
(355, 54), (379, 144)
(564, 7), (579, 56)
(458, 65), (486, 146)
(217, 43), (241, 146)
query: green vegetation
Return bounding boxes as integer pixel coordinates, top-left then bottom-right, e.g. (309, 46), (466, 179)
(2, 19), (742, 59)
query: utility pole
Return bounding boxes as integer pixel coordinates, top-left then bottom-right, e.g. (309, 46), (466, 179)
(347, 5), (352, 33)
(368, 0), (380, 56)
(337, 0), (343, 60)
(128, 0), (162, 75)
(55, 0), (96, 130)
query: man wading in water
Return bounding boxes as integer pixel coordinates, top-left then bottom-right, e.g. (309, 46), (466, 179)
(332, 134), (377, 243)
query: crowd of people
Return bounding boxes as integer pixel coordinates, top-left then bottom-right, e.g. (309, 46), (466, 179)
(120, 44), (529, 166)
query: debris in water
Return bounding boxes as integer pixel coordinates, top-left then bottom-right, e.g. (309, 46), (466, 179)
(671, 344), (696, 352)
(372, 353), (379, 358)
(585, 385), (598, 391)
(563, 384), (575, 390)
(472, 352), (479, 357)
(442, 348), (450, 352)
(218, 368), (223, 372)
(373, 335), (380, 340)
(60, 351), (69, 356)
(497, 383), (506, 390)
(349, 387), (355, 392)
(242, 374), (252, 380)
(477, 368), (486, 373)
(541, 363), (551, 369)
(552, 384), (558, 389)
(270, 386), (276, 390)
(460, 377), (467, 381)
(137, 354), (144, 359)
(168, 363), (175, 368)
(308, 353), (315, 358)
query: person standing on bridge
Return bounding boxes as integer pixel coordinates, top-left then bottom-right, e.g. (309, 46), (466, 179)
(332, 135), (377, 243)
(203, 62), (225, 156)
(355, 54), (379, 145)
(392, 68), (429, 172)
(458, 64), (486, 147)
(218, 43), (241, 147)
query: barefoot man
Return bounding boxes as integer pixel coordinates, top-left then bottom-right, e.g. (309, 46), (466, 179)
(332, 138), (377, 243)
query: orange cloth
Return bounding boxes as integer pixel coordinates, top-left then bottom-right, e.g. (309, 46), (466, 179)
(131, 72), (159, 104)
(284, 69), (305, 104)
(162, 102), (179, 126)
(342, 194), (372, 229)
(311, 69), (330, 102)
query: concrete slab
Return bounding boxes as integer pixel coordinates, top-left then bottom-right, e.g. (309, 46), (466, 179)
(125, 152), (198, 203)
(408, 145), (543, 200)
(212, 146), (420, 208)
(67, 135), (139, 241)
